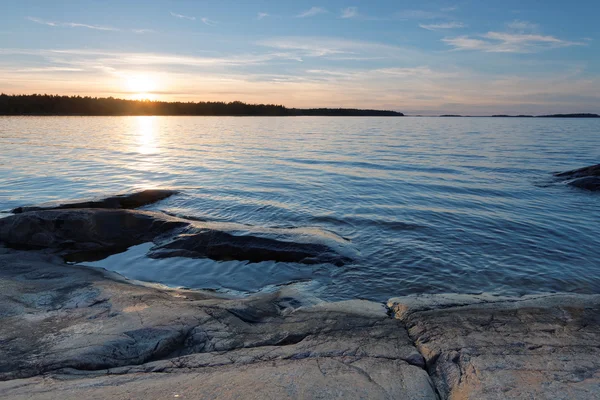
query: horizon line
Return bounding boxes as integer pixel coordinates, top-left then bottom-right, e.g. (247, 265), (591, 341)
(1, 93), (598, 118)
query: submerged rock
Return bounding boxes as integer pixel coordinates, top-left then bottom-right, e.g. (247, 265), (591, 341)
(555, 164), (600, 191)
(0, 208), (352, 265)
(11, 189), (179, 213)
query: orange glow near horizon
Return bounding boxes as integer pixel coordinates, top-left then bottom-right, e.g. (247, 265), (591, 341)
(125, 74), (158, 101)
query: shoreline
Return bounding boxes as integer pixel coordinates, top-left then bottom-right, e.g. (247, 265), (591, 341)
(1, 187), (599, 398)
(1, 246), (599, 399)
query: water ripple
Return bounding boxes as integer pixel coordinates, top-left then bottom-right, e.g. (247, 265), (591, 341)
(1, 116), (599, 301)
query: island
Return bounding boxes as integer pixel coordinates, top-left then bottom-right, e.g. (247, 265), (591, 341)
(0, 94), (404, 117)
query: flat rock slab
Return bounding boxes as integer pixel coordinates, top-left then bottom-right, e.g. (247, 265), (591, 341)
(2, 245), (600, 399)
(389, 294), (600, 399)
(0, 358), (435, 400)
(0, 248), (435, 399)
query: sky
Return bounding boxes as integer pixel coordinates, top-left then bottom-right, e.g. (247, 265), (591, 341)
(1, 0), (599, 115)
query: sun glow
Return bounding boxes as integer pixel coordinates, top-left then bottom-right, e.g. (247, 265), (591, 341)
(125, 74), (157, 100)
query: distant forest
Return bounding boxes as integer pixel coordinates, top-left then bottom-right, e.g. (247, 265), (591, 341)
(0, 94), (404, 117)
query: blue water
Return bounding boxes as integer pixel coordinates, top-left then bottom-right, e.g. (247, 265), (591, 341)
(1, 116), (599, 301)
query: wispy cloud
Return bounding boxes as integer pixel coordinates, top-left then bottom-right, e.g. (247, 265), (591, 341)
(201, 18), (218, 27)
(0, 48), (302, 70)
(507, 20), (539, 32)
(443, 31), (584, 53)
(297, 7), (327, 18)
(420, 22), (465, 31)
(18, 67), (84, 72)
(3, 45), (598, 115)
(395, 10), (443, 20)
(257, 37), (413, 62)
(341, 7), (359, 19)
(257, 12), (270, 20)
(131, 29), (154, 34)
(170, 11), (196, 21)
(27, 16), (118, 31)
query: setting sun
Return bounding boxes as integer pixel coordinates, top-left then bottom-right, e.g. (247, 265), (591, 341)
(125, 75), (156, 99)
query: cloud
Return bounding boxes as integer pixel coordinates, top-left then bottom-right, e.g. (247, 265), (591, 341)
(27, 16), (118, 31)
(395, 10), (443, 20)
(443, 31), (584, 53)
(18, 67), (84, 72)
(3, 45), (598, 115)
(341, 7), (359, 19)
(0, 48), (301, 70)
(131, 29), (154, 34)
(419, 22), (465, 31)
(201, 18), (218, 27)
(297, 7), (327, 18)
(170, 12), (196, 21)
(507, 20), (539, 32)
(257, 12), (270, 20)
(257, 37), (405, 59)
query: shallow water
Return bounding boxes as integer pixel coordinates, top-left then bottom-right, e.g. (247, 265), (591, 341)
(1, 116), (599, 301)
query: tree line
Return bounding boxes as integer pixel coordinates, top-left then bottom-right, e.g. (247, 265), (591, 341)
(0, 94), (404, 116)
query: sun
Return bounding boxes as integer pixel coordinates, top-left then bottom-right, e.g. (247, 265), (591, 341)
(125, 75), (157, 99)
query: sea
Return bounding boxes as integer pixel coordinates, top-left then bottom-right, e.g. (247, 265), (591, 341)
(1, 116), (599, 302)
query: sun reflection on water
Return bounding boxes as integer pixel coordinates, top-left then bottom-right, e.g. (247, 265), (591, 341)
(136, 116), (157, 154)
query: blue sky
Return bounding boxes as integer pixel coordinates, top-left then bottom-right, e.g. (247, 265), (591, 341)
(1, 0), (599, 114)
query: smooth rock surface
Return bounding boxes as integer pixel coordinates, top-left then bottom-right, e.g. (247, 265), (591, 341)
(389, 293), (600, 399)
(555, 163), (600, 179)
(569, 176), (600, 191)
(0, 247), (434, 399)
(0, 208), (352, 265)
(555, 164), (600, 191)
(11, 189), (179, 213)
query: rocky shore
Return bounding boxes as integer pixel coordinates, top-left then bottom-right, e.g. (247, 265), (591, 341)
(1, 190), (599, 399)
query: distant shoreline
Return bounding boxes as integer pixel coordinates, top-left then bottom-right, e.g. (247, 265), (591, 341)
(1, 94), (597, 118)
(435, 113), (600, 118)
(0, 94), (403, 117)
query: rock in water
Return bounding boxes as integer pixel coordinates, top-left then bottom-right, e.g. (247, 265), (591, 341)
(0, 208), (352, 265)
(554, 163), (600, 191)
(0, 209), (187, 259)
(555, 163), (600, 179)
(568, 176), (600, 191)
(11, 189), (179, 213)
(150, 227), (351, 266)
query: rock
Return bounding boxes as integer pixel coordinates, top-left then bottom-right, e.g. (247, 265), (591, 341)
(0, 208), (352, 265)
(150, 226), (352, 266)
(0, 248), (435, 399)
(555, 164), (600, 179)
(555, 164), (600, 191)
(11, 189), (179, 213)
(569, 176), (600, 191)
(389, 293), (600, 399)
(0, 209), (187, 261)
